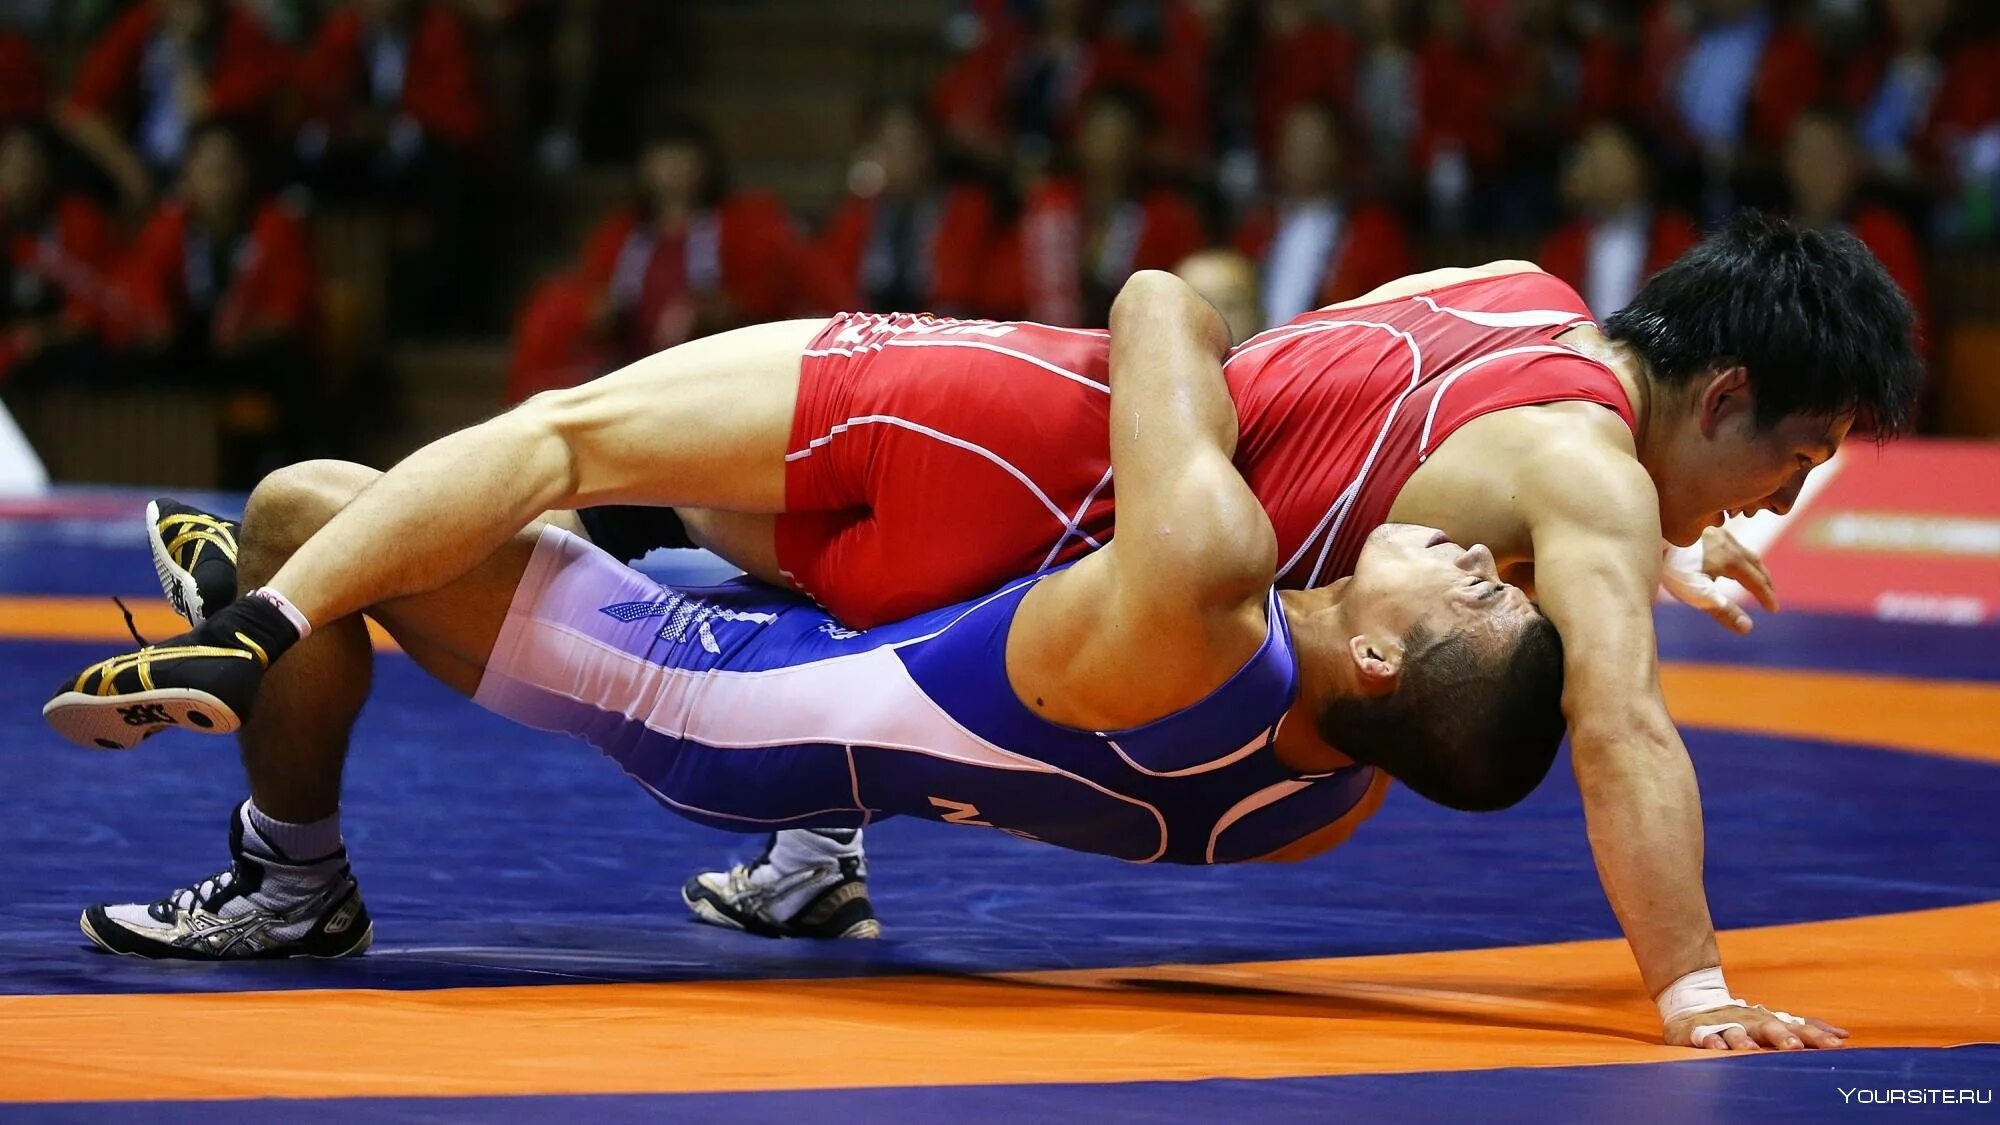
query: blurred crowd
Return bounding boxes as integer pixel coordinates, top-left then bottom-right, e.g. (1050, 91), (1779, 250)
(515, 0), (1979, 397)
(3, 0), (1996, 482)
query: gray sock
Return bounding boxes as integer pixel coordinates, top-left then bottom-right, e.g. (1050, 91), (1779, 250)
(243, 801), (344, 863)
(237, 802), (349, 924)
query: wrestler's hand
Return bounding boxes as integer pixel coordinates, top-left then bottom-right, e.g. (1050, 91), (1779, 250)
(1659, 529), (1778, 634)
(1699, 527), (1779, 617)
(1665, 1004), (1849, 1050)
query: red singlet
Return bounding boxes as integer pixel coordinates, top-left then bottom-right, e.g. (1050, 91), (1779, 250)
(775, 274), (1636, 628)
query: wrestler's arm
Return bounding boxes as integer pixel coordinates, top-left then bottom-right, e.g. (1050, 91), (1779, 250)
(1518, 437), (1846, 1051)
(1011, 271), (1274, 719)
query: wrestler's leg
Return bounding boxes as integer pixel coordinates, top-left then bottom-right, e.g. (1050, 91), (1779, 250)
(264, 318), (827, 626)
(46, 320), (828, 750)
(78, 461), (559, 960)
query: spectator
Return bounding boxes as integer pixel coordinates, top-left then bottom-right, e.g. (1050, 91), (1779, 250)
(929, 0), (1100, 176)
(296, 0), (492, 333)
(1233, 102), (1412, 327)
(1653, 0), (1822, 165)
(58, 0), (292, 216)
(0, 22), (48, 129)
(1538, 119), (1700, 320)
(0, 124), (123, 387)
(1241, 0), (1355, 160)
(295, 0), (489, 193)
(1350, 0), (1425, 189)
(930, 0), (1207, 179)
(984, 87), (1205, 325)
(1843, 0), (1992, 194)
(507, 115), (806, 402)
(112, 123), (317, 485)
(1784, 105), (1930, 350)
(1173, 247), (1262, 344)
(1482, 0), (1636, 230)
(809, 101), (997, 317)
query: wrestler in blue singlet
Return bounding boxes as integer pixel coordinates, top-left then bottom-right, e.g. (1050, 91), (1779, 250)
(477, 527), (1381, 865)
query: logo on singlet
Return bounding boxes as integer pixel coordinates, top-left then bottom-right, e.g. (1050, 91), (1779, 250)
(600, 595), (778, 655)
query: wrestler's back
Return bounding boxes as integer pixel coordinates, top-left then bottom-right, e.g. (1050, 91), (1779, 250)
(1227, 271), (1633, 588)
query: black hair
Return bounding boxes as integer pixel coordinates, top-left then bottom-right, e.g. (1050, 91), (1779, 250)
(1319, 613), (1567, 813)
(636, 110), (728, 207)
(1601, 211), (1924, 437)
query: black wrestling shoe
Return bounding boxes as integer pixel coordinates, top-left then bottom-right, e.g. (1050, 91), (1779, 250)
(147, 498), (240, 626)
(683, 835), (880, 939)
(42, 595), (299, 750)
(80, 807), (371, 960)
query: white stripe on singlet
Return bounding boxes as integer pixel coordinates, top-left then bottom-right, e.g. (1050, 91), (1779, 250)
(1413, 345), (1579, 462)
(784, 414), (1103, 549)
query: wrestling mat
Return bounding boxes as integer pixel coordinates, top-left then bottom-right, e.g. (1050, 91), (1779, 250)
(0, 491), (1994, 1121)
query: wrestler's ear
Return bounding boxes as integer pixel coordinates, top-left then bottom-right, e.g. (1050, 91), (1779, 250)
(1697, 365), (1754, 439)
(1346, 633), (1403, 697)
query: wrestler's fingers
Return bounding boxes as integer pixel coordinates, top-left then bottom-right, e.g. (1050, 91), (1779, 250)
(1804, 1016), (1850, 1038)
(1721, 1026), (1761, 1051)
(1752, 1019), (1803, 1051)
(1795, 1021), (1848, 1049)
(1708, 600), (1754, 634)
(1729, 559), (1781, 613)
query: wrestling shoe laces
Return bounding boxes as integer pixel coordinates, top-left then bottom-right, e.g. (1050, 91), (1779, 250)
(43, 594), (300, 751)
(79, 809), (372, 961)
(147, 498), (241, 626)
(683, 836), (879, 940)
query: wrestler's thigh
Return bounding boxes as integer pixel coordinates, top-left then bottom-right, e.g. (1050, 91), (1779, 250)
(678, 508), (783, 586)
(366, 523), (548, 695)
(577, 318), (829, 512)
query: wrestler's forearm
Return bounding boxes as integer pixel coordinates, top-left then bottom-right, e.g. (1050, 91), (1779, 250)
(263, 409), (575, 625)
(1572, 718), (1721, 997)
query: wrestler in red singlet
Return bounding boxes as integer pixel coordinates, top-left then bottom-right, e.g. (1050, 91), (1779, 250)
(776, 272), (1638, 628)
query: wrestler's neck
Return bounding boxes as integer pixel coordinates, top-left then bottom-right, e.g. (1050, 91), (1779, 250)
(1271, 587), (1363, 774)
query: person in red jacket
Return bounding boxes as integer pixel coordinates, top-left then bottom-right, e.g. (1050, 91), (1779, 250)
(296, 0), (492, 333)
(1234, 101), (1413, 326)
(295, 0), (488, 194)
(115, 123), (318, 485)
(1538, 119), (1701, 320)
(0, 124), (125, 388)
(0, 26), (49, 129)
(58, 0), (291, 215)
(808, 101), (997, 317)
(983, 87), (1206, 325)
(1783, 106), (1931, 355)
(508, 115), (807, 402)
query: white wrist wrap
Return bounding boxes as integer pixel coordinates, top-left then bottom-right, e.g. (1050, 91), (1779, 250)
(1658, 966), (1743, 1039)
(1659, 542), (1725, 608)
(248, 586), (313, 642)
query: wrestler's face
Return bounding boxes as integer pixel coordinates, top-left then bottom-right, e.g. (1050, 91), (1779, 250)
(1658, 369), (1849, 546)
(1337, 524), (1540, 659)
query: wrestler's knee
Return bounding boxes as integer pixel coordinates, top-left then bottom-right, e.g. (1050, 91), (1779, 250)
(242, 459), (381, 562)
